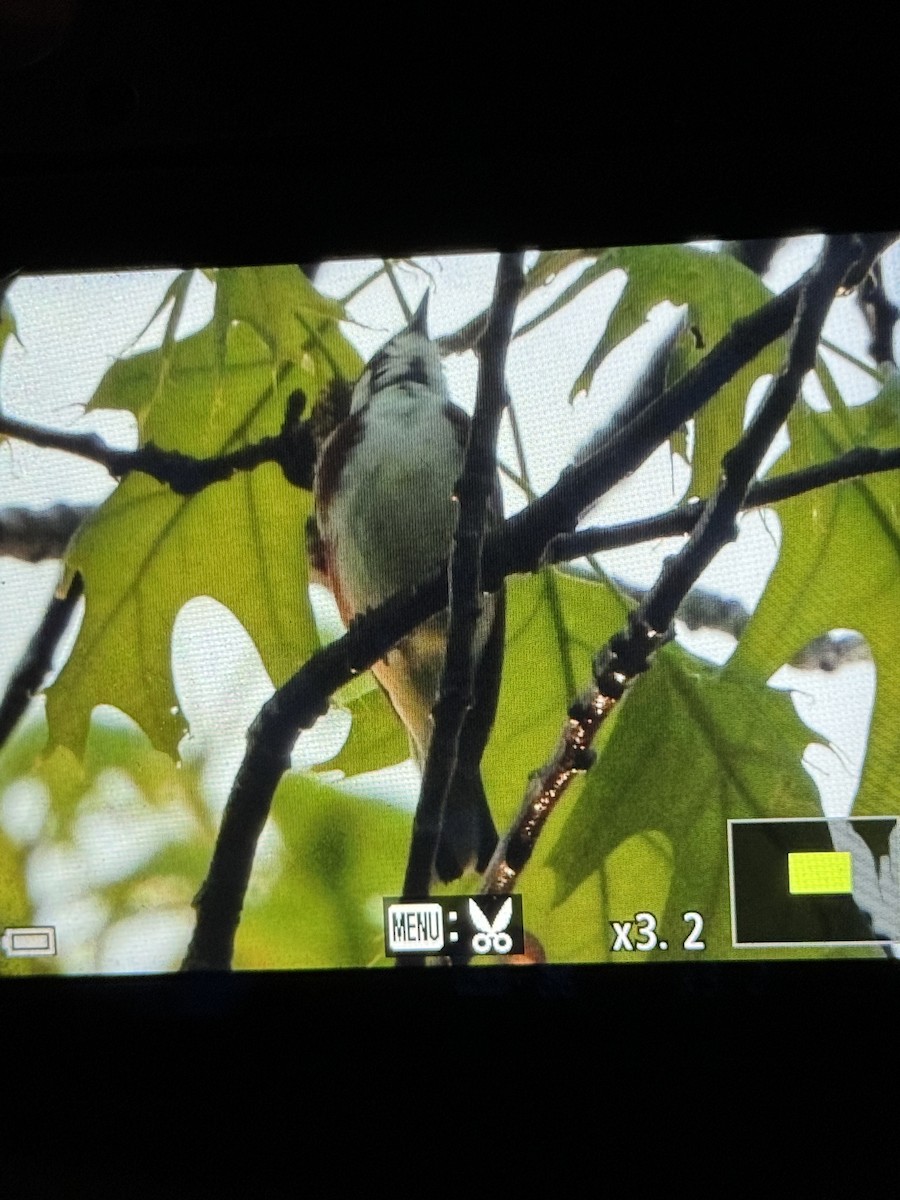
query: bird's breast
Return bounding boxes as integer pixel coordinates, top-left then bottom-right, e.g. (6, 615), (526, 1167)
(316, 396), (469, 616)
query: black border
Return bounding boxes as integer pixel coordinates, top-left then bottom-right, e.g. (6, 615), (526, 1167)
(2, 17), (898, 1164)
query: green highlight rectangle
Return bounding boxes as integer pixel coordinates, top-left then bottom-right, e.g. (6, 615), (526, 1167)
(788, 851), (853, 895)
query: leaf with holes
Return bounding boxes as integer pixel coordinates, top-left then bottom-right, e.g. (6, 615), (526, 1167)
(569, 244), (780, 498)
(46, 269), (362, 757)
(545, 644), (859, 962)
(731, 385), (900, 817)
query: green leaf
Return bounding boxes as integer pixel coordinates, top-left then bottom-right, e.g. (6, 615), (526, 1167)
(322, 685), (409, 777)
(125, 270), (193, 354)
(514, 253), (613, 339)
(0, 716), (211, 972)
(26, 718), (206, 839)
(548, 645), (834, 962)
(521, 249), (600, 300)
(47, 269), (363, 758)
(0, 293), (19, 449)
(214, 266), (349, 370)
(485, 570), (627, 823)
(0, 293), (17, 356)
(569, 244), (780, 498)
(109, 271), (194, 433)
(0, 722), (47, 792)
(235, 773), (415, 969)
(730, 387), (900, 817)
(0, 828), (36, 976)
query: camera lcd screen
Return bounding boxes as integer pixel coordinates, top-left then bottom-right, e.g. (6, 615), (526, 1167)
(1, 236), (898, 975)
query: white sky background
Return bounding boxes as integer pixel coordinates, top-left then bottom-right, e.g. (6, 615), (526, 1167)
(0, 239), (897, 970)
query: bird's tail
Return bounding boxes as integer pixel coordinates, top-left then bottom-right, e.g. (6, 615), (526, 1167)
(433, 584), (505, 884)
(434, 769), (498, 884)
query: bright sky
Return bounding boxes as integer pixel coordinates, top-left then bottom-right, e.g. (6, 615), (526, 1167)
(0, 238), (897, 970)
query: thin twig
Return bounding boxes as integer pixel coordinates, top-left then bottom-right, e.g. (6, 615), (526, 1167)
(506, 399), (533, 499)
(820, 337), (884, 382)
(0, 386), (317, 495)
(437, 311), (490, 355)
(338, 266), (387, 306)
(181, 234), (888, 970)
(0, 574), (84, 749)
(383, 260), (413, 323)
(497, 460), (531, 495)
(436, 252), (602, 354)
(0, 504), (95, 562)
(402, 252), (524, 901)
(479, 234), (866, 896)
(181, 579), (447, 970)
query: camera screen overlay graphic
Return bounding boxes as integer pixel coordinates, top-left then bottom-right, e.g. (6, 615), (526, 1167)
(728, 818), (900, 947)
(0, 235), (899, 974)
(383, 897), (525, 958)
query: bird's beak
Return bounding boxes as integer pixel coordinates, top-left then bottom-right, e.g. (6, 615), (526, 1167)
(410, 291), (430, 335)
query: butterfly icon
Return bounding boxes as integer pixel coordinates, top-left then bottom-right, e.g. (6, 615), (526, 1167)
(468, 898), (514, 955)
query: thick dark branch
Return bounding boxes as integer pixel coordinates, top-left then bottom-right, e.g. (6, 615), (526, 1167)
(724, 238), (786, 276)
(181, 579), (447, 970)
(0, 574), (84, 749)
(550, 444), (900, 559)
(594, 578), (870, 670)
(480, 234), (863, 896)
(0, 388), (318, 495)
(402, 254), (524, 902)
(859, 261), (899, 367)
(492, 233), (893, 586)
(4, 443), (896, 570)
(643, 239), (871, 634)
(182, 234), (890, 969)
(0, 504), (95, 561)
(571, 312), (688, 470)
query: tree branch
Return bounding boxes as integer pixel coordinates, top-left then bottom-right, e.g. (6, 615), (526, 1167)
(601, 576), (871, 671)
(724, 238), (786, 276)
(5, 444), (897, 571)
(492, 233), (893, 587)
(859, 260), (899, 367)
(479, 233), (865, 896)
(401, 253), (524, 902)
(550, 444), (900, 559)
(181, 234), (889, 970)
(0, 386), (318, 495)
(0, 504), (95, 561)
(0, 573), (84, 749)
(437, 311), (490, 355)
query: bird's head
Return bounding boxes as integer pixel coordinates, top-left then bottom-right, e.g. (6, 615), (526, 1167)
(350, 292), (445, 413)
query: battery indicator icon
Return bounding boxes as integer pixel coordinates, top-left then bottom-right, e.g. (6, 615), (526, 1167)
(788, 852), (853, 895)
(1, 926), (57, 957)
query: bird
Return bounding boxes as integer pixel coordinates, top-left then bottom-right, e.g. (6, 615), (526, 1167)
(312, 293), (504, 884)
